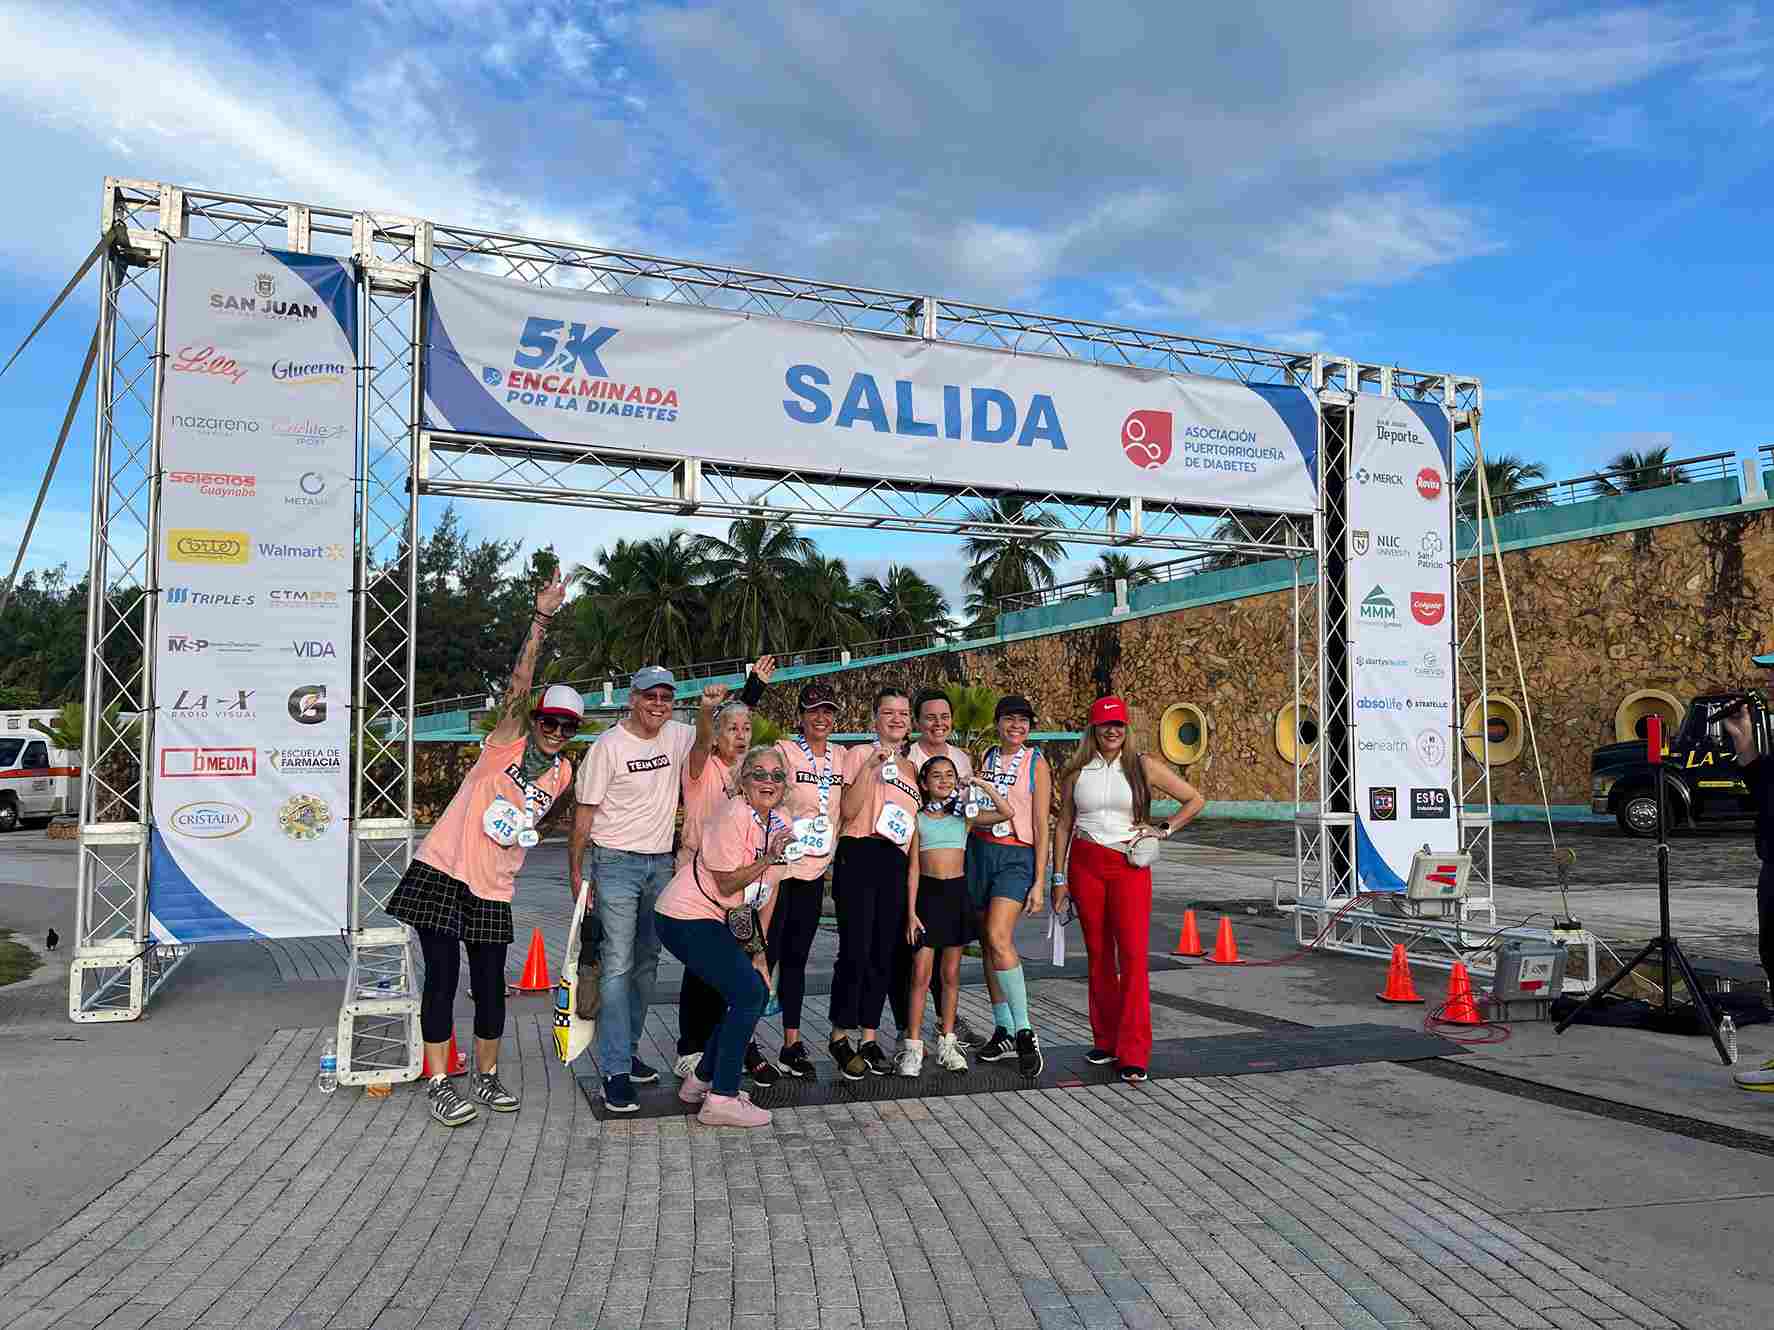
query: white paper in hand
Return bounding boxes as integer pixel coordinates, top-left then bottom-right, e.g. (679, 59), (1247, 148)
(1046, 907), (1066, 967)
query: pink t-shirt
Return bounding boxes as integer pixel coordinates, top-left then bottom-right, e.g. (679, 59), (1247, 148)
(575, 718), (696, 854)
(839, 741), (921, 841)
(657, 797), (788, 924)
(678, 750), (735, 867)
(907, 740), (973, 786)
(775, 736), (847, 881)
(971, 743), (1044, 847)
(416, 737), (573, 902)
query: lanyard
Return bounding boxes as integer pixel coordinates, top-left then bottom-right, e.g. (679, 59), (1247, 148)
(984, 744), (1028, 797)
(795, 735), (834, 816)
(748, 806), (787, 859)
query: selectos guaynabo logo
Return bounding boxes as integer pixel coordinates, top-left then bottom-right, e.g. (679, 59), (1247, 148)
(168, 530), (250, 565)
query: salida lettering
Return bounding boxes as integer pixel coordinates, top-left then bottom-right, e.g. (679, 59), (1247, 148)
(783, 366), (1067, 450)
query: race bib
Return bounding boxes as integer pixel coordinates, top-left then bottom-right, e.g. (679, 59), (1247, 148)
(782, 841), (808, 863)
(876, 803), (914, 847)
(993, 820), (1014, 839)
(792, 815), (835, 858)
(482, 797), (523, 848)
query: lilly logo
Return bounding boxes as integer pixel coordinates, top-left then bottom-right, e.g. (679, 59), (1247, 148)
(1121, 410), (1173, 469)
(170, 801), (252, 839)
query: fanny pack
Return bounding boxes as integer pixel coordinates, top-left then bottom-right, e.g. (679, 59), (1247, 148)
(695, 851), (766, 954)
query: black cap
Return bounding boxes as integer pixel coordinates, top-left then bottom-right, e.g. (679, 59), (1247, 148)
(797, 682), (840, 712)
(994, 694), (1035, 721)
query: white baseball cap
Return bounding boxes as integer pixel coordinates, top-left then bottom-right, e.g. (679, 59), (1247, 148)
(535, 684), (585, 721)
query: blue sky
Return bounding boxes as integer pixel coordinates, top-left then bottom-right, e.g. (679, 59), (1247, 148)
(3, 0), (1772, 613)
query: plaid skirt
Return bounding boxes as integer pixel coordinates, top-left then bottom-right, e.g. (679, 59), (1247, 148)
(386, 859), (514, 946)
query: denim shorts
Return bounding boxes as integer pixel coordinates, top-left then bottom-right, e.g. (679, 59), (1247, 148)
(967, 837), (1035, 908)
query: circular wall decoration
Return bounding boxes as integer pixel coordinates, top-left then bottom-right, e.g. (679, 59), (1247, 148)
(1159, 702), (1209, 765)
(1614, 689), (1682, 744)
(1275, 702), (1319, 765)
(1462, 696), (1524, 766)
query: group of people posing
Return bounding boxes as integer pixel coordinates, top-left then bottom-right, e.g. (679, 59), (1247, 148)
(390, 577), (1206, 1130)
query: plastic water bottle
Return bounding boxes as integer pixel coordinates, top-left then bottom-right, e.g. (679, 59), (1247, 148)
(318, 1036), (338, 1094)
(1720, 1013), (1738, 1066)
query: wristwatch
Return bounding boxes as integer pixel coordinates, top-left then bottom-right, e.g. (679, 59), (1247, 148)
(1051, 871), (1067, 886)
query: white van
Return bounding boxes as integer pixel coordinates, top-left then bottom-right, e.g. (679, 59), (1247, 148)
(0, 710), (82, 832)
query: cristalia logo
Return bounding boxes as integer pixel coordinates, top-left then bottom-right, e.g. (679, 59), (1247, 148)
(1411, 591), (1446, 625)
(1120, 410), (1173, 470)
(1417, 467), (1443, 501)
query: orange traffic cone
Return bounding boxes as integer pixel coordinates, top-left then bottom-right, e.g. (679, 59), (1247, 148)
(1440, 962), (1482, 1025)
(512, 927), (553, 993)
(447, 1032), (469, 1077)
(1205, 917), (1244, 965)
(1376, 944), (1424, 1004)
(1172, 909), (1205, 957)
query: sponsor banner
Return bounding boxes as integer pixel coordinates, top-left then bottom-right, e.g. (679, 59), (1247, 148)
(150, 240), (356, 942)
(1346, 396), (1457, 891)
(422, 268), (1321, 514)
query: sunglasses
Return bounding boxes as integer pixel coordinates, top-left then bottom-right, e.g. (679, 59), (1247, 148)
(535, 715), (579, 736)
(745, 768), (788, 782)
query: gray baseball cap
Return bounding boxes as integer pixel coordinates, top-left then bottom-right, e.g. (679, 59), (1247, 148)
(631, 665), (676, 693)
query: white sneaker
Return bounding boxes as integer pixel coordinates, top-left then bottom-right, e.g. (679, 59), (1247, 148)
(935, 1033), (968, 1073)
(673, 1051), (702, 1080)
(1733, 1057), (1774, 1092)
(893, 1042), (924, 1077)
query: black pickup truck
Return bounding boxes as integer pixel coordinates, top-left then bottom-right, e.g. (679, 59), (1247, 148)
(1590, 693), (1767, 836)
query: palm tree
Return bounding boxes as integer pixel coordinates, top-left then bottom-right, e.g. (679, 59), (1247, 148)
(788, 551), (870, 652)
(942, 683), (1000, 750)
(1086, 551), (1155, 593)
(1599, 445), (1689, 493)
(960, 496), (1067, 620)
(1454, 453), (1552, 517)
(689, 518), (816, 658)
(1201, 511), (1315, 570)
(858, 565), (951, 644)
(601, 531), (708, 667)
(562, 597), (630, 680)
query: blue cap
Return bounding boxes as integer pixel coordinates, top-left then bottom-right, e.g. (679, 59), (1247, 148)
(631, 665), (676, 693)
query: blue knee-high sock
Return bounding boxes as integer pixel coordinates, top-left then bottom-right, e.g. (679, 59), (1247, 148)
(997, 965), (1030, 1033)
(992, 1000), (1013, 1032)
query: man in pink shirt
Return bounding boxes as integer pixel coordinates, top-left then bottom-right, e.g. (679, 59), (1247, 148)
(569, 664), (696, 1114)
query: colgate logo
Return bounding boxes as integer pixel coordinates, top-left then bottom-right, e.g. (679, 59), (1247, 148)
(1121, 409), (1173, 469)
(1411, 592), (1446, 625)
(1417, 467), (1443, 501)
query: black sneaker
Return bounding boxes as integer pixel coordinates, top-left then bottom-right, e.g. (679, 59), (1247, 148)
(428, 1075), (478, 1128)
(977, 1027), (1017, 1062)
(1119, 1065), (1148, 1084)
(828, 1034), (866, 1081)
(1085, 1048), (1115, 1066)
(858, 1041), (891, 1076)
(629, 1058), (660, 1085)
(952, 1015), (986, 1050)
(745, 1043), (781, 1088)
(603, 1073), (639, 1114)
(778, 1043), (817, 1080)
(1016, 1029), (1044, 1078)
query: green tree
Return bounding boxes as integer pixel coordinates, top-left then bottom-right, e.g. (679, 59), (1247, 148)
(942, 683), (1001, 750)
(787, 551), (870, 652)
(601, 531), (709, 667)
(1455, 453), (1552, 517)
(961, 496), (1066, 626)
(858, 565), (951, 643)
(1599, 445), (1689, 493)
(1086, 552), (1155, 593)
(413, 506), (527, 700)
(689, 518), (815, 658)
(0, 565), (88, 704)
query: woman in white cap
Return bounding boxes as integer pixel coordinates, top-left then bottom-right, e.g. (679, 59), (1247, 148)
(387, 573), (578, 1126)
(1052, 695), (1204, 1084)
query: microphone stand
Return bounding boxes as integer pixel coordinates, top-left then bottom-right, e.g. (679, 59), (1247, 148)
(1554, 722), (1731, 1064)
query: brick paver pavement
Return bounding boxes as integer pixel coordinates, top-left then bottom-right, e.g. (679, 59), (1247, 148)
(0, 986), (1682, 1330)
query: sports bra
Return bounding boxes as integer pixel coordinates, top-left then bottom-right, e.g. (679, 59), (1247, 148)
(916, 811), (968, 851)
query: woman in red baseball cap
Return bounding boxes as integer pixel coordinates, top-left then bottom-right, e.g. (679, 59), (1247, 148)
(1053, 695), (1205, 1083)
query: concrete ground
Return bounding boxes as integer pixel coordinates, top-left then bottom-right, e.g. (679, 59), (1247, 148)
(1, 824), (1772, 1329)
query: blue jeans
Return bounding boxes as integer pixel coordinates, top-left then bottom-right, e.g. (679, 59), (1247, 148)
(592, 847), (671, 1078)
(655, 913), (767, 1096)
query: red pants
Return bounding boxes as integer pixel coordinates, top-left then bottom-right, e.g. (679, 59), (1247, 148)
(1068, 838), (1153, 1067)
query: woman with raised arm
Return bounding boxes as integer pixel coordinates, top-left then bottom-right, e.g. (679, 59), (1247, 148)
(968, 694), (1052, 1078)
(1052, 696), (1205, 1084)
(655, 744), (795, 1128)
(387, 572), (578, 1128)
(830, 687), (919, 1078)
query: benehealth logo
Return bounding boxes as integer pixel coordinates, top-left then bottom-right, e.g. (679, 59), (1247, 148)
(1359, 586), (1399, 625)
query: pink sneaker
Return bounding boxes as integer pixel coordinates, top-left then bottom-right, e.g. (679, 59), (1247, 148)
(678, 1070), (711, 1105)
(697, 1091), (771, 1128)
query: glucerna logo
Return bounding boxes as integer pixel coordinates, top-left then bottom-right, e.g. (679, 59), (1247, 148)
(783, 366), (1066, 449)
(272, 360), (348, 385)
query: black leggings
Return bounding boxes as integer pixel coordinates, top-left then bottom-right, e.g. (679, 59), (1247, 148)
(678, 968), (726, 1055)
(766, 877), (826, 1034)
(830, 836), (909, 1033)
(416, 927), (507, 1044)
